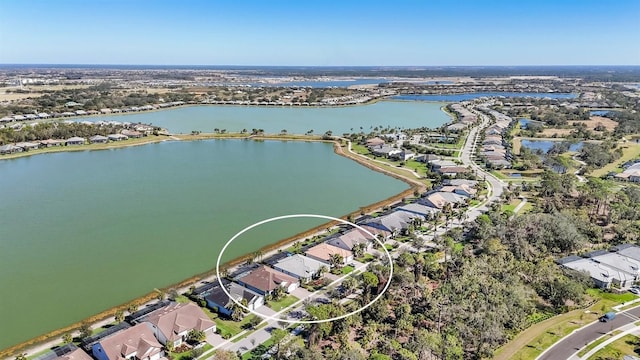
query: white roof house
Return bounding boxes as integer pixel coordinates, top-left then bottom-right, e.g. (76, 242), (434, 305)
(272, 254), (326, 281)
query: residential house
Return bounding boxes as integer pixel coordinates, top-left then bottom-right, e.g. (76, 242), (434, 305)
(371, 145), (401, 158)
(416, 154), (441, 164)
(0, 144), (22, 154)
(40, 139), (64, 147)
(305, 243), (354, 266)
(397, 202), (439, 218)
(365, 137), (385, 147)
(89, 135), (109, 144)
(326, 228), (374, 252)
(439, 184), (477, 198)
(91, 323), (163, 360)
(66, 137), (86, 145)
(53, 345), (93, 360)
(234, 265), (298, 295)
(365, 211), (421, 235)
(141, 302), (216, 347)
(557, 256), (634, 289)
(437, 166), (469, 177)
(15, 142), (39, 151)
(108, 134), (129, 141)
(391, 150), (415, 161)
(203, 279), (264, 316)
(272, 254), (326, 282)
(443, 179), (478, 187)
(614, 244), (640, 263)
(121, 130), (143, 138)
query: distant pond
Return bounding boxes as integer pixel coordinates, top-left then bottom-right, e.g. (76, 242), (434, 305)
(521, 139), (584, 153)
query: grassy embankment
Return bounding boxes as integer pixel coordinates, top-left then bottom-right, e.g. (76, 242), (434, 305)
(587, 334), (640, 360)
(494, 290), (637, 360)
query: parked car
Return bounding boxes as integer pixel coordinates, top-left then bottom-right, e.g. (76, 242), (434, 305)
(630, 288), (640, 295)
(599, 311), (616, 322)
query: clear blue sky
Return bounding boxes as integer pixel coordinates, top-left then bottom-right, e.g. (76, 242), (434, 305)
(1, 0), (638, 66)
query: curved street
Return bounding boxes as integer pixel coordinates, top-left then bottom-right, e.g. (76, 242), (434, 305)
(538, 305), (640, 360)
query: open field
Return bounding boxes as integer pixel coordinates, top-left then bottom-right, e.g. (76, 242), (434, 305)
(0, 85), (93, 102)
(575, 116), (619, 131)
(539, 128), (575, 137)
(590, 142), (640, 177)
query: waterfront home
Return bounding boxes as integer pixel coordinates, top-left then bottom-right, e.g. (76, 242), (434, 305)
(52, 345), (93, 360)
(397, 202), (439, 218)
(0, 116), (13, 123)
(66, 136), (86, 145)
(121, 129), (143, 138)
(204, 280), (264, 316)
(272, 254), (325, 282)
(365, 137), (385, 147)
(100, 108), (113, 114)
(92, 323), (163, 360)
(15, 141), (40, 151)
(305, 243), (354, 266)
(13, 115), (26, 121)
(75, 110), (88, 116)
(416, 154), (441, 164)
(365, 211), (422, 236)
(89, 135), (109, 144)
(234, 265), (299, 295)
(39, 344), (91, 360)
(40, 139), (64, 147)
(326, 228), (374, 252)
(108, 134), (129, 141)
(371, 145), (401, 158)
(390, 150), (415, 161)
(141, 302), (216, 347)
(0, 144), (22, 154)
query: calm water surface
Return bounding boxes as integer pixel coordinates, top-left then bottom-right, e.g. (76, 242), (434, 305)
(0, 140), (407, 350)
(75, 101), (450, 134)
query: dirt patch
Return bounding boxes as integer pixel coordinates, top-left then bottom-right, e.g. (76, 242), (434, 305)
(572, 116), (618, 131)
(540, 128), (574, 137)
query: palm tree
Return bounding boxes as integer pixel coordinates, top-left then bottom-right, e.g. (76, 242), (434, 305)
(352, 243), (365, 258)
(330, 253), (344, 269)
(317, 265), (328, 278)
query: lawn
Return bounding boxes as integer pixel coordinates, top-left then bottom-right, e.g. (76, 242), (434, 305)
(341, 265), (355, 274)
(590, 143), (640, 177)
(588, 334), (640, 360)
(357, 253), (375, 263)
(173, 344), (213, 360)
(214, 314), (259, 337)
(268, 295), (300, 312)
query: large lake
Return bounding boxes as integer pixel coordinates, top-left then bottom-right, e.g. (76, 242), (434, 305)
(75, 101), (450, 134)
(0, 140), (407, 350)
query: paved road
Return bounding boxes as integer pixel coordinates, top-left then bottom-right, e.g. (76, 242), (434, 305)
(539, 306), (640, 360)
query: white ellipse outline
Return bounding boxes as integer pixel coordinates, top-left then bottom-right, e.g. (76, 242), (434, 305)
(215, 213), (394, 324)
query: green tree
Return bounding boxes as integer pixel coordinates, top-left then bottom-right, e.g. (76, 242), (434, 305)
(79, 321), (92, 340)
(62, 333), (73, 344)
(187, 329), (206, 343)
